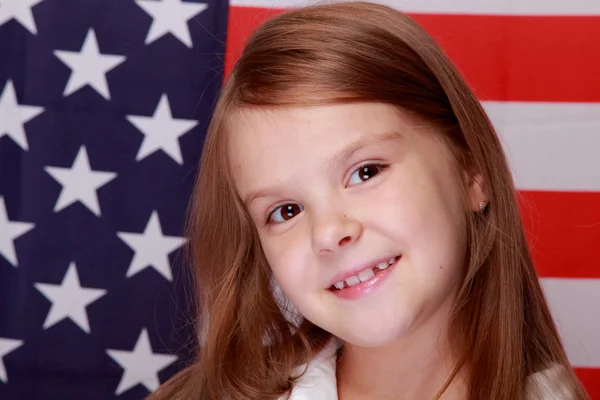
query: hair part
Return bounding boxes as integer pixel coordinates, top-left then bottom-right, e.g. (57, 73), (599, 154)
(148, 2), (589, 399)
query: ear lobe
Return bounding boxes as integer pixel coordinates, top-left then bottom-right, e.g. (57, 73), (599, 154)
(466, 172), (487, 212)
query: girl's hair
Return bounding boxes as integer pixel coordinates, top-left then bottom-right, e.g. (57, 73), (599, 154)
(149, 2), (589, 399)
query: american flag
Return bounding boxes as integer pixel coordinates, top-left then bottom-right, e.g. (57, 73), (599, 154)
(0, 0), (598, 399)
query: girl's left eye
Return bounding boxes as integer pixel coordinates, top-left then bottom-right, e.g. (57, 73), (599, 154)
(348, 163), (385, 186)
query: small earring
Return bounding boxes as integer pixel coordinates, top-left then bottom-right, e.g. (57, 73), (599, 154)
(479, 200), (488, 211)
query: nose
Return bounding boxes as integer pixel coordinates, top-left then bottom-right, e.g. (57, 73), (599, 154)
(311, 212), (363, 255)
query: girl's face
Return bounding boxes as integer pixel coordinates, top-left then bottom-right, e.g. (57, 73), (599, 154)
(228, 102), (483, 347)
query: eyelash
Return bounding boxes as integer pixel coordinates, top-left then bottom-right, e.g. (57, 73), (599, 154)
(346, 161), (388, 187)
(263, 162), (388, 226)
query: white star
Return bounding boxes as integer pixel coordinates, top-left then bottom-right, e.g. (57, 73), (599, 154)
(0, 0), (45, 34)
(44, 146), (117, 216)
(53, 29), (126, 100)
(34, 262), (107, 334)
(0, 196), (34, 267)
(106, 328), (178, 395)
(0, 80), (45, 150)
(117, 211), (186, 281)
(0, 337), (24, 383)
(126, 94), (198, 165)
(135, 0), (208, 48)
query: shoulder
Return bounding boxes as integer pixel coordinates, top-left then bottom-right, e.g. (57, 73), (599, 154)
(525, 364), (578, 400)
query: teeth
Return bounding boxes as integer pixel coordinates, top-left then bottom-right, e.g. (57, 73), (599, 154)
(376, 262), (388, 270)
(345, 276), (360, 286)
(332, 256), (399, 290)
(358, 268), (375, 282)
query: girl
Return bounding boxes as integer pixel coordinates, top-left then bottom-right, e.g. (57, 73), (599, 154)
(150, 2), (589, 399)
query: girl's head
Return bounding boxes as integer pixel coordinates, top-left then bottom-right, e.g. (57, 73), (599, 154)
(152, 2), (587, 399)
(229, 101), (483, 351)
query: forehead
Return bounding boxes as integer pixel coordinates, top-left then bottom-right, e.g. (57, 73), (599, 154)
(229, 102), (399, 160)
(226, 102), (430, 199)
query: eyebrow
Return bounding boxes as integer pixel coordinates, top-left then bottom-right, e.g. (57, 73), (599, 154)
(326, 130), (403, 171)
(243, 131), (403, 207)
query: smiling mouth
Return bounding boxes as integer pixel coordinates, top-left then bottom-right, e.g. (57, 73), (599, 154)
(329, 255), (400, 291)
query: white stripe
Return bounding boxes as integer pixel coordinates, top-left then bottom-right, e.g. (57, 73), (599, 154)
(541, 278), (600, 368)
(484, 102), (600, 192)
(230, 0), (600, 16)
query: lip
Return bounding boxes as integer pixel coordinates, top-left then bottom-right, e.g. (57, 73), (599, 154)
(329, 256), (399, 300)
(327, 255), (400, 288)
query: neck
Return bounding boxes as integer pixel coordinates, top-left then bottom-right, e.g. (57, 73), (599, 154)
(335, 300), (467, 400)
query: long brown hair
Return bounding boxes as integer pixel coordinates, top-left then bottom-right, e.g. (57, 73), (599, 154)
(148, 2), (589, 399)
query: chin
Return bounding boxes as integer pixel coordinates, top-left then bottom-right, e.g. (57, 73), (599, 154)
(333, 317), (415, 348)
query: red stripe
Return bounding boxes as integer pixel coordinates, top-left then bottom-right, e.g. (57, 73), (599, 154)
(575, 368), (600, 399)
(411, 14), (600, 103)
(519, 191), (600, 279)
(226, 6), (600, 102)
(225, 7), (285, 78)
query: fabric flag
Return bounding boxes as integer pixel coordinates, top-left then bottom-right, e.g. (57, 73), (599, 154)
(0, 0), (227, 398)
(1, 0), (599, 399)
(225, 0), (600, 396)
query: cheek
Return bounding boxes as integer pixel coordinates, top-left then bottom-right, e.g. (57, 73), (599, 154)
(368, 176), (440, 238)
(370, 173), (467, 276)
(404, 205), (467, 299)
(260, 234), (313, 296)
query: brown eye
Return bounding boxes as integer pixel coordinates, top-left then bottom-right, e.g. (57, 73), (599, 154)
(269, 203), (303, 223)
(348, 163), (383, 186)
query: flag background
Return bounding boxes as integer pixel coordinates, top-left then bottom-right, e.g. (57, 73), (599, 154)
(0, 0), (598, 398)
(0, 0), (227, 398)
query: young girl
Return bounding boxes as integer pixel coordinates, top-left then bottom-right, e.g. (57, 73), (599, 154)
(150, 2), (589, 399)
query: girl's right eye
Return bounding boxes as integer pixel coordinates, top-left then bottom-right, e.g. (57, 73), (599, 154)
(267, 203), (304, 225)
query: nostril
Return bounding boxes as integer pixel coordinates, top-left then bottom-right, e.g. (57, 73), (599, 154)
(338, 236), (352, 246)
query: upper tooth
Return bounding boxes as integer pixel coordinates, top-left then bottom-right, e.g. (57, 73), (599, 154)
(358, 268), (375, 282)
(334, 258), (398, 290)
(376, 261), (389, 270)
(345, 276), (360, 286)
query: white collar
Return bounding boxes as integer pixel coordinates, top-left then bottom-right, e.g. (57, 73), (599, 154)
(280, 338), (340, 400)
(279, 338), (570, 400)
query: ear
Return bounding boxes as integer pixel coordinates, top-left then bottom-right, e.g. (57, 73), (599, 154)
(465, 171), (487, 212)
